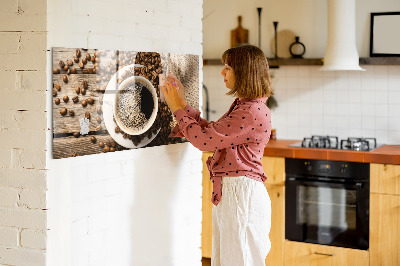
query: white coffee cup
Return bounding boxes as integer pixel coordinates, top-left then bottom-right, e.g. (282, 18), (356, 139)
(114, 76), (158, 135)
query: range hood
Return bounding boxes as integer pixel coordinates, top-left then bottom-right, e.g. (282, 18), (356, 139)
(320, 0), (365, 71)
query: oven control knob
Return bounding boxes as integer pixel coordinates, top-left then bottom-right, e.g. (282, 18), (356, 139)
(340, 164), (347, 174)
(305, 162), (312, 171)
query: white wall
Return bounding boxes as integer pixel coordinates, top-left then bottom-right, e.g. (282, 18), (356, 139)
(0, 0), (48, 265)
(46, 0), (203, 266)
(203, 0), (400, 145)
(203, 0), (400, 58)
(204, 65), (400, 144)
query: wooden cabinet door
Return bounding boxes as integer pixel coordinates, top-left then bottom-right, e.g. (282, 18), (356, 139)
(265, 184), (285, 266)
(262, 156), (285, 186)
(370, 163), (400, 195)
(284, 241), (369, 266)
(370, 193), (400, 266)
(202, 152), (213, 258)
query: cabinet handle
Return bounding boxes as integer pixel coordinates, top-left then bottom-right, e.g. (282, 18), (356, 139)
(314, 252), (335, 257)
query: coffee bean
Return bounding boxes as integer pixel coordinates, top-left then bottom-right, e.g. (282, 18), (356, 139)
(82, 69), (88, 74)
(59, 60), (65, 68)
(96, 106), (102, 114)
(96, 116), (101, 124)
(82, 80), (88, 89)
(88, 68), (93, 74)
(81, 100), (87, 107)
(53, 89), (57, 97)
(73, 132), (80, 138)
(76, 49), (81, 57)
(68, 110), (75, 116)
(74, 56), (79, 63)
(81, 88), (86, 95)
(63, 65), (69, 71)
(90, 136), (96, 143)
(60, 108), (67, 116)
(54, 83), (61, 91)
(75, 86), (80, 94)
(78, 62), (84, 68)
(66, 69), (71, 75)
(104, 145), (110, 152)
(96, 125), (102, 131)
(86, 53), (91, 60)
(55, 98), (60, 105)
(99, 141), (104, 148)
(63, 95), (69, 103)
(90, 56), (95, 63)
(67, 59), (73, 66)
(72, 96), (79, 103)
(110, 147), (115, 152)
(63, 75), (68, 83)
(87, 98), (94, 105)
(53, 68), (60, 74)
(85, 111), (90, 119)
(82, 58), (87, 65)
(115, 126), (120, 133)
(70, 67), (77, 74)
(95, 57), (100, 63)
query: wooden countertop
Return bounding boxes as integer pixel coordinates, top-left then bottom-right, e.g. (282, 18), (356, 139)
(263, 139), (400, 165)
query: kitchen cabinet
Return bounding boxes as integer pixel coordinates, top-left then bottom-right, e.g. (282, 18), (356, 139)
(201, 153), (286, 265)
(284, 241), (369, 266)
(370, 163), (400, 266)
(202, 152), (213, 258)
(261, 156), (285, 266)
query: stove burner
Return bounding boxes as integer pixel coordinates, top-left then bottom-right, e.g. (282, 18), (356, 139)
(340, 137), (377, 151)
(294, 136), (379, 151)
(301, 135), (339, 149)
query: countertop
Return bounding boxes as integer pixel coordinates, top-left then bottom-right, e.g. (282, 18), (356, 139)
(263, 139), (400, 165)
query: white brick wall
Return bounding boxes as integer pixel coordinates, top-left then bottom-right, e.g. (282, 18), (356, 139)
(46, 1), (203, 266)
(0, 0), (48, 265)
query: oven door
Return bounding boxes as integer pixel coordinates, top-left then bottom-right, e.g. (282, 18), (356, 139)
(285, 177), (369, 250)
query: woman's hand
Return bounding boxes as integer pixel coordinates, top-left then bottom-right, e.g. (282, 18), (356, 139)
(160, 74), (187, 113)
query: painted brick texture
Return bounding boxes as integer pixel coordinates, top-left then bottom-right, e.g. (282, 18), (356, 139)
(46, 0), (203, 266)
(0, 0), (48, 265)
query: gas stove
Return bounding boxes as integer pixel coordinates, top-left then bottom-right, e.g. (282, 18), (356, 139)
(289, 135), (381, 151)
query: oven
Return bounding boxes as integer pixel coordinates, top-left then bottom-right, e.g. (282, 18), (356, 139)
(285, 158), (370, 250)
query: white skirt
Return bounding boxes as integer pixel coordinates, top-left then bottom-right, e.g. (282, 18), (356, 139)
(212, 176), (271, 266)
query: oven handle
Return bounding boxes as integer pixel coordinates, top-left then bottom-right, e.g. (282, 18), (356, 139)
(286, 177), (364, 189)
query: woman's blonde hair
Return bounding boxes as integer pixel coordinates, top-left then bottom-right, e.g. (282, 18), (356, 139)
(221, 44), (273, 99)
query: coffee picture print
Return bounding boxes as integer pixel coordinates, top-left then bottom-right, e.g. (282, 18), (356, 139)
(52, 48), (199, 159)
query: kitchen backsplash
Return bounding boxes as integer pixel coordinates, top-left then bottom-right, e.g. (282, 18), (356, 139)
(203, 65), (400, 144)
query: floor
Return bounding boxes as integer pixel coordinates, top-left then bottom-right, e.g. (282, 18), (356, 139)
(202, 257), (211, 266)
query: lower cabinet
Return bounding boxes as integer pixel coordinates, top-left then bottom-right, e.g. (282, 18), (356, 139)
(264, 184), (284, 266)
(202, 152), (213, 258)
(370, 193), (400, 266)
(284, 241), (369, 266)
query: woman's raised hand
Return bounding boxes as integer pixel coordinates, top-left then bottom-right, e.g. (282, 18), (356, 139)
(160, 73), (186, 113)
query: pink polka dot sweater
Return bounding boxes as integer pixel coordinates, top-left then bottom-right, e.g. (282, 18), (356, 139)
(170, 97), (272, 206)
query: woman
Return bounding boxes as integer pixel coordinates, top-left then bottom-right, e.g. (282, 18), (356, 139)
(161, 44), (273, 266)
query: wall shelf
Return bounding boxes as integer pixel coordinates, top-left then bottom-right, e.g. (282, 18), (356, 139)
(203, 57), (400, 67)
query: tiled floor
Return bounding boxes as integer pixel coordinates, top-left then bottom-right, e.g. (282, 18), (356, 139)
(202, 257), (211, 266)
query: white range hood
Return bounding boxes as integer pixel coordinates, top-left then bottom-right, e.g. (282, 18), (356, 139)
(320, 0), (365, 71)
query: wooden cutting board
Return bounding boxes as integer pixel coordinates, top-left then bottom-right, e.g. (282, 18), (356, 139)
(231, 16), (249, 48)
